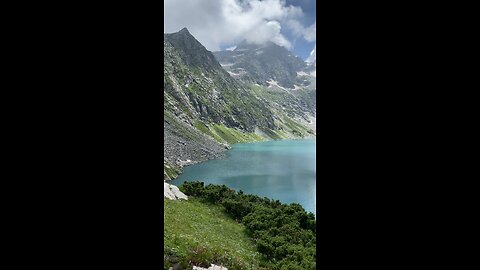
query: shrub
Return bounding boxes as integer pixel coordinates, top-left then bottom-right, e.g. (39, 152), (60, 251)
(178, 181), (317, 269)
(179, 181), (205, 197)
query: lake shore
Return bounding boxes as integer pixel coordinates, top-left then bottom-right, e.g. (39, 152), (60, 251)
(170, 139), (316, 214)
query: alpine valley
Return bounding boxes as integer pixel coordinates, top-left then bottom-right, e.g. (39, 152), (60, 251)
(164, 28), (316, 181)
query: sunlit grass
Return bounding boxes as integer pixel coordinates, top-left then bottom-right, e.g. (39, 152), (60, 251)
(164, 198), (263, 269)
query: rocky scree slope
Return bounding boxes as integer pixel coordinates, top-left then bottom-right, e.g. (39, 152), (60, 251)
(214, 40), (317, 132)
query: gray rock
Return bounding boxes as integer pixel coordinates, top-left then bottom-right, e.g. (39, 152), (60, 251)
(164, 182), (188, 200)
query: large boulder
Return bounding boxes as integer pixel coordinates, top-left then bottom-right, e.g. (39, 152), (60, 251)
(164, 182), (188, 200)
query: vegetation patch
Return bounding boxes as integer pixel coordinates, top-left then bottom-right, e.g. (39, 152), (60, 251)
(193, 120), (224, 143)
(164, 161), (180, 180)
(262, 128), (284, 140)
(194, 120), (266, 145)
(176, 182), (317, 270)
(164, 198), (263, 270)
(281, 116), (310, 137)
(209, 124), (263, 144)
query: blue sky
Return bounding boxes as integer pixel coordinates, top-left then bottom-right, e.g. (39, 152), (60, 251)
(164, 0), (316, 61)
(284, 0), (316, 59)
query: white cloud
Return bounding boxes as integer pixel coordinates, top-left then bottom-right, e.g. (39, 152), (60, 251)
(286, 20), (316, 42)
(286, 19), (305, 37)
(303, 21), (316, 42)
(244, 21), (292, 49)
(164, 0), (305, 51)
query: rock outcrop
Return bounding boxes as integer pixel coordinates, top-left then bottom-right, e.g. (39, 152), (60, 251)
(164, 182), (188, 200)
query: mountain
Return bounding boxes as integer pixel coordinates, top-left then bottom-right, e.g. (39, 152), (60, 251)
(165, 28), (275, 132)
(214, 40), (317, 130)
(213, 41), (310, 89)
(163, 28), (315, 180)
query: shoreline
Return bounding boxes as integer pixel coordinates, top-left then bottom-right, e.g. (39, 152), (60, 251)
(165, 135), (316, 182)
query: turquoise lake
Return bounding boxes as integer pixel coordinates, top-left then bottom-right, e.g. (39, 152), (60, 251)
(171, 139), (316, 215)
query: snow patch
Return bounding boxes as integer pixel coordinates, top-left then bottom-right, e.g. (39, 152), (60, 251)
(297, 71), (308, 76)
(292, 85), (303, 90)
(266, 79), (287, 91)
(227, 68), (245, 76)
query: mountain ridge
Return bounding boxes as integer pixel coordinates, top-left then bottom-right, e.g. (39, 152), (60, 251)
(213, 40), (310, 89)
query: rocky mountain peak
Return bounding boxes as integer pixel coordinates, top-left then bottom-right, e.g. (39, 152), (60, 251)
(213, 40), (307, 88)
(178, 27), (190, 34)
(164, 28), (221, 71)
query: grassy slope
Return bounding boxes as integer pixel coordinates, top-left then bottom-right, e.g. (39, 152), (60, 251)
(194, 120), (265, 144)
(164, 198), (263, 269)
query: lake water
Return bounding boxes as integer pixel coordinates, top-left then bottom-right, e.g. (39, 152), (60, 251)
(171, 139), (316, 215)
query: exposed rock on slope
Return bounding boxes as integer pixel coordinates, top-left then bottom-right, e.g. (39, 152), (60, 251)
(213, 41), (308, 89)
(164, 182), (188, 200)
(214, 40), (317, 138)
(163, 110), (227, 180)
(164, 29), (276, 132)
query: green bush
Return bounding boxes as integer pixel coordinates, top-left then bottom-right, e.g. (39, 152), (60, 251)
(178, 181), (317, 269)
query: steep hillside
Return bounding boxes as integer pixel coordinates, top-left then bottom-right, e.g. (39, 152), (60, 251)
(165, 29), (276, 132)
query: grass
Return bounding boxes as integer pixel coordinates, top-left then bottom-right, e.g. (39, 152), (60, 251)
(164, 198), (263, 269)
(281, 116), (310, 136)
(262, 128), (284, 140)
(194, 120), (266, 145)
(193, 120), (225, 143)
(164, 162), (180, 180)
